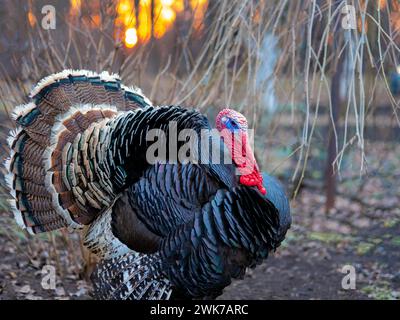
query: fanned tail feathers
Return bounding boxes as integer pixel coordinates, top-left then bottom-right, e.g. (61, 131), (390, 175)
(4, 69), (152, 234)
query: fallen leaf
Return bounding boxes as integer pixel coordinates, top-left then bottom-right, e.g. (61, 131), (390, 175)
(26, 294), (43, 300)
(55, 287), (66, 296)
(18, 285), (32, 294)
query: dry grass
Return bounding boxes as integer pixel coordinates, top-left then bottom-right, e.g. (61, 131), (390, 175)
(1, 1), (399, 174)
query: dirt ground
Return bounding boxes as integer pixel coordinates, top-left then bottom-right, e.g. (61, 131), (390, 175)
(221, 207), (400, 300)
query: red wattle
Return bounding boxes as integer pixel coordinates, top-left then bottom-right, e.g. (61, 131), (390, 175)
(259, 185), (267, 195)
(239, 172), (266, 195)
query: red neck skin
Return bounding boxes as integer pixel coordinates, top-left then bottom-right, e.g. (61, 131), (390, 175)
(219, 129), (266, 195)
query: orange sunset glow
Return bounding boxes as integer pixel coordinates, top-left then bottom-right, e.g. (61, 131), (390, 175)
(54, 0), (209, 48)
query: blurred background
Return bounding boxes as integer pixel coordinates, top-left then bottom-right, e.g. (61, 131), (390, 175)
(0, 0), (399, 300)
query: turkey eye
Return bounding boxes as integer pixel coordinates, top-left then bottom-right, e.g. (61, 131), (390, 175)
(227, 119), (240, 130)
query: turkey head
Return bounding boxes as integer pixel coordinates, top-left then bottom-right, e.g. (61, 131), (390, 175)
(215, 109), (266, 195)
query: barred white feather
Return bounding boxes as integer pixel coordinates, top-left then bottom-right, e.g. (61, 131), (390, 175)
(120, 84), (153, 106)
(6, 127), (22, 148)
(11, 102), (36, 120)
(84, 207), (133, 259)
(29, 69), (122, 98)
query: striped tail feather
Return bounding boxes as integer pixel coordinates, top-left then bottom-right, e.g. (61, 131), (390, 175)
(91, 252), (172, 300)
(4, 69), (152, 234)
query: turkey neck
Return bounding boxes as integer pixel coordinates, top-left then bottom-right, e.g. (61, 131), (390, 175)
(106, 106), (209, 192)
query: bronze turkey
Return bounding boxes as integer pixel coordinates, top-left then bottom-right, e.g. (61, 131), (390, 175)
(5, 69), (291, 300)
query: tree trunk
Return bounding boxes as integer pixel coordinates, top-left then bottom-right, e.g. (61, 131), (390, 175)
(325, 1), (346, 212)
(325, 50), (344, 212)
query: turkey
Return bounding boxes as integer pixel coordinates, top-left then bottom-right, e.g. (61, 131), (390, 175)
(4, 69), (291, 300)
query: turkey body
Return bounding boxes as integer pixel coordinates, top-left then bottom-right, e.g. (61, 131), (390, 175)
(89, 124), (286, 299)
(110, 164), (279, 299)
(5, 69), (291, 300)
(90, 133), (290, 299)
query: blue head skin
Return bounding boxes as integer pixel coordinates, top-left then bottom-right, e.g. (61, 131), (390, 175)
(223, 117), (242, 131)
(262, 173), (291, 242)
